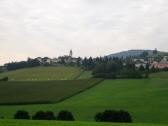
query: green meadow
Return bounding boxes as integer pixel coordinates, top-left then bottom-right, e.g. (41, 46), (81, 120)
(0, 67), (168, 124)
(0, 78), (168, 124)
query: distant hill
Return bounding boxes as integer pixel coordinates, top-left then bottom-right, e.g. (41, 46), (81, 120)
(107, 49), (168, 58)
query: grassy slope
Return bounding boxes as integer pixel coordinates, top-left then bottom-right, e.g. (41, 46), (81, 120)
(77, 71), (93, 79)
(0, 79), (102, 104)
(0, 120), (166, 126)
(150, 72), (168, 79)
(0, 66), (82, 81)
(0, 78), (168, 124)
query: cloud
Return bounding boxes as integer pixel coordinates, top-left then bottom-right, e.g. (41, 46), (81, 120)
(0, 0), (168, 65)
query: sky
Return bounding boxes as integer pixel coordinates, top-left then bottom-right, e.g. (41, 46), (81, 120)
(0, 0), (168, 65)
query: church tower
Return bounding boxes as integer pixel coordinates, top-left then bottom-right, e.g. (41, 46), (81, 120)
(69, 49), (73, 57)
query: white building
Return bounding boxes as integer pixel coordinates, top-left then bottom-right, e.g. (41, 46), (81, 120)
(51, 58), (61, 64)
(36, 57), (43, 63)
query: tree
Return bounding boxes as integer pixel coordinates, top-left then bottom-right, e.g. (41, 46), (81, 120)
(82, 57), (95, 70)
(95, 110), (132, 123)
(146, 63), (150, 71)
(32, 111), (55, 120)
(93, 63), (105, 75)
(5, 58), (40, 71)
(14, 110), (30, 119)
(93, 59), (144, 79)
(95, 112), (103, 122)
(32, 111), (46, 120)
(0, 66), (4, 73)
(76, 57), (82, 67)
(57, 110), (74, 121)
(153, 48), (158, 54)
(45, 111), (56, 120)
(140, 51), (149, 58)
(139, 65), (145, 71)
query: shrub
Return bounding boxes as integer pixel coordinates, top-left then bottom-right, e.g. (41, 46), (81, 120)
(14, 110), (30, 119)
(95, 112), (103, 122)
(32, 111), (55, 120)
(45, 111), (56, 120)
(32, 111), (46, 120)
(57, 110), (74, 121)
(95, 110), (132, 123)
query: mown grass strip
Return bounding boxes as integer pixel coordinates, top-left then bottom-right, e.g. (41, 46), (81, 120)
(0, 119), (167, 126)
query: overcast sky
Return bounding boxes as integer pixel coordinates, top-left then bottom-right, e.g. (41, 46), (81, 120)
(0, 0), (168, 65)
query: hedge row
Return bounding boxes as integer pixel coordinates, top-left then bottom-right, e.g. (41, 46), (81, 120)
(13, 109), (132, 123)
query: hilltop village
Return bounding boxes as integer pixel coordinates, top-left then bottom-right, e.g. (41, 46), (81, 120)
(35, 50), (81, 65)
(35, 50), (168, 70)
(1, 49), (168, 74)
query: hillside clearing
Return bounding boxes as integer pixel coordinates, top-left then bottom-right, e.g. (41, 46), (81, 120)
(0, 66), (83, 81)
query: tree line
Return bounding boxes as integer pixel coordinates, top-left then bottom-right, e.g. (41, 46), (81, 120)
(11, 109), (132, 123)
(92, 59), (149, 79)
(82, 57), (149, 79)
(5, 58), (40, 71)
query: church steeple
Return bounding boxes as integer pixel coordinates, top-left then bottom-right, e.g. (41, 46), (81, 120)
(69, 49), (73, 57)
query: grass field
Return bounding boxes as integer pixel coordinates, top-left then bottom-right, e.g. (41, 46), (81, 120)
(0, 120), (166, 126)
(0, 78), (168, 124)
(0, 66), (82, 81)
(0, 79), (102, 104)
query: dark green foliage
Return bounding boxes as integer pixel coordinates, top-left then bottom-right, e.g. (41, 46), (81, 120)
(14, 110), (30, 119)
(32, 111), (46, 120)
(0, 66), (4, 73)
(57, 110), (75, 121)
(76, 57), (82, 67)
(95, 110), (132, 123)
(120, 68), (143, 79)
(146, 63), (150, 71)
(140, 51), (149, 58)
(153, 48), (158, 54)
(5, 59), (40, 71)
(82, 57), (95, 70)
(93, 60), (145, 79)
(32, 111), (55, 120)
(0, 77), (8, 81)
(139, 65), (145, 71)
(45, 111), (56, 120)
